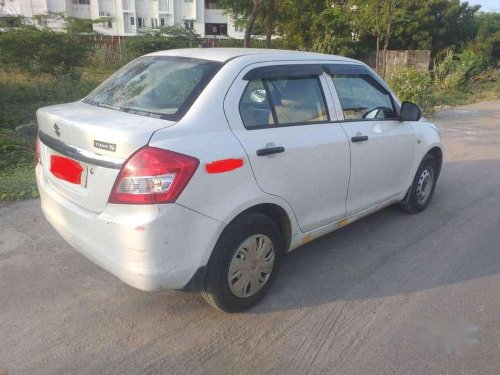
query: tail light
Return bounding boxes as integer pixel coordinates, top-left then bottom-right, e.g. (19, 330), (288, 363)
(108, 147), (199, 204)
(35, 135), (41, 164)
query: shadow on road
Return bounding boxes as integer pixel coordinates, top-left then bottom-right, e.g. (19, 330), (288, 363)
(243, 159), (500, 313)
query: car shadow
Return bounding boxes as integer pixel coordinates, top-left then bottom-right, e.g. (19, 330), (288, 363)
(245, 159), (500, 314)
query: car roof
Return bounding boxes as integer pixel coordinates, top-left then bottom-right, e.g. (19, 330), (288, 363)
(146, 48), (358, 64)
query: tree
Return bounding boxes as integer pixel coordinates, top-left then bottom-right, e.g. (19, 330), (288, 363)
(390, 0), (480, 56)
(245, 0), (265, 47)
(217, 0), (264, 47)
(468, 12), (500, 62)
(266, 0), (275, 48)
(352, 0), (405, 76)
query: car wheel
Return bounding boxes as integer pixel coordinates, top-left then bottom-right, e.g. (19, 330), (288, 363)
(202, 212), (283, 312)
(398, 154), (438, 214)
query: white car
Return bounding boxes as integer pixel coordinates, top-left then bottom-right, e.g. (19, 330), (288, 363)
(36, 48), (443, 312)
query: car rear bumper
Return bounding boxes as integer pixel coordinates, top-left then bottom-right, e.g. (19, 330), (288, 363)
(36, 164), (223, 291)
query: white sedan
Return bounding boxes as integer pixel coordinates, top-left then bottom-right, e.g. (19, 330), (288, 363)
(35, 48), (443, 312)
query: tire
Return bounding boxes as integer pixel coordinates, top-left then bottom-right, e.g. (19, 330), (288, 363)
(202, 212), (283, 313)
(398, 154), (438, 214)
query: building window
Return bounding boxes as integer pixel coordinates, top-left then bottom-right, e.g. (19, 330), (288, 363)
(107, 20), (112, 28)
(73, 0), (90, 4)
(137, 17), (143, 28)
(130, 17), (134, 26)
(205, 23), (227, 36)
(184, 0), (194, 3)
(234, 23), (244, 32)
(205, 0), (218, 9)
(185, 20), (194, 30)
(160, 18), (165, 27)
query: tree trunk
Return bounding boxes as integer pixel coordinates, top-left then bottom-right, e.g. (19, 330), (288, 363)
(266, 0), (275, 48)
(244, 0), (263, 48)
(381, 0), (394, 79)
(374, 0), (381, 73)
(382, 38), (389, 79)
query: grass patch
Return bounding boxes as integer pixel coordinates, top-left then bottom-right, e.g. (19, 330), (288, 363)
(0, 129), (37, 202)
(434, 77), (500, 108)
(0, 67), (108, 129)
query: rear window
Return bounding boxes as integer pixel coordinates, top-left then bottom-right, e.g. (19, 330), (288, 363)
(84, 56), (222, 121)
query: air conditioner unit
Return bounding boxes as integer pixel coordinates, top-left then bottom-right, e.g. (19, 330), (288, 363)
(99, 11), (105, 16)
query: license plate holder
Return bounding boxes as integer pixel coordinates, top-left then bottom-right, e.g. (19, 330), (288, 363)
(50, 153), (88, 187)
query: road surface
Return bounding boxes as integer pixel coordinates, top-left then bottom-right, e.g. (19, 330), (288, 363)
(1, 100), (500, 374)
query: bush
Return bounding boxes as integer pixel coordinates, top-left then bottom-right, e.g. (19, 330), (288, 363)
(434, 49), (487, 89)
(123, 26), (200, 58)
(0, 74), (100, 129)
(388, 69), (436, 114)
(0, 26), (93, 77)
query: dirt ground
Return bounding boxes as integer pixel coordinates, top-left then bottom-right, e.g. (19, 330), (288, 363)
(1, 100), (500, 374)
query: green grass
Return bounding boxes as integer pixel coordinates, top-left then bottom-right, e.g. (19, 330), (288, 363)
(0, 66), (112, 202)
(434, 78), (500, 108)
(0, 129), (38, 202)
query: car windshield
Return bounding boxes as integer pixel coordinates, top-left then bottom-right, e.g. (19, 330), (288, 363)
(84, 56), (222, 120)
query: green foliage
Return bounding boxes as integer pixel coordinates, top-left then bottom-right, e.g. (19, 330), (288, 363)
(0, 129), (38, 202)
(0, 74), (100, 129)
(0, 16), (24, 28)
(469, 12), (500, 63)
(311, 6), (364, 57)
(389, 0), (479, 54)
(123, 26), (200, 58)
(434, 49), (487, 89)
(388, 69), (436, 114)
(0, 25), (93, 77)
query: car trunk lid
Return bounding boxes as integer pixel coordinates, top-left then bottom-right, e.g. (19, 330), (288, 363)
(37, 101), (175, 212)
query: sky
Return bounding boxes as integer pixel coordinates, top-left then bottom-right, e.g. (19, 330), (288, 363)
(467, 0), (500, 12)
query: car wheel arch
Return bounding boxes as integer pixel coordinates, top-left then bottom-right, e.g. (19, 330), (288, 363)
(426, 146), (443, 178)
(225, 203), (292, 254)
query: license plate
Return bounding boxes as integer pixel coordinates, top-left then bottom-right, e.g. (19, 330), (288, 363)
(50, 154), (88, 187)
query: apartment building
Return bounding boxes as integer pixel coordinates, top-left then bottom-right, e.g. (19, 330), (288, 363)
(0, 0), (91, 29)
(0, 0), (244, 38)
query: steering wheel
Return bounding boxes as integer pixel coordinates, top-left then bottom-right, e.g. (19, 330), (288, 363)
(362, 106), (393, 119)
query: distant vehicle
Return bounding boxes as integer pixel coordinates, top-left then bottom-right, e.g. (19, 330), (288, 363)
(35, 48), (443, 312)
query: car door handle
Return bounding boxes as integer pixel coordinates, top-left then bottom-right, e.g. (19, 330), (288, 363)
(256, 146), (285, 156)
(351, 135), (369, 143)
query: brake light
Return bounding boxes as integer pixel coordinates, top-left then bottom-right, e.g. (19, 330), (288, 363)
(108, 147), (199, 204)
(35, 135), (41, 164)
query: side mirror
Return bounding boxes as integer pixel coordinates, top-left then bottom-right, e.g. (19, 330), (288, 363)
(400, 101), (422, 122)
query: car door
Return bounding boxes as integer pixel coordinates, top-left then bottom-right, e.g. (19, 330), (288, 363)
(224, 63), (350, 232)
(324, 63), (416, 216)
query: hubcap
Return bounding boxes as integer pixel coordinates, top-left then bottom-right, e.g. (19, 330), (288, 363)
(227, 234), (275, 298)
(416, 168), (434, 206)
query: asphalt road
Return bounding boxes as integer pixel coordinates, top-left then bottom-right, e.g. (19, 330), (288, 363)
(1, 100), (500, 375)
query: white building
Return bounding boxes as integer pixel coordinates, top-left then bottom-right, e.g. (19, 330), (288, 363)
(0, 0), (244, 38)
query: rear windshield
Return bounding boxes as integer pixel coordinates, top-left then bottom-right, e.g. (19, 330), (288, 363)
(84, 56), (222, 121)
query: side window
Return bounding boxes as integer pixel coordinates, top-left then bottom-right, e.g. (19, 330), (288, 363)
(239, 79), (275, 128)
(331, 74), (396, 121)
(239, 76), (328, 129)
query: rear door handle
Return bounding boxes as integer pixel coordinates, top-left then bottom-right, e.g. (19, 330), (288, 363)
(256, 146), (285, 156)
(351, 135), (369, 143)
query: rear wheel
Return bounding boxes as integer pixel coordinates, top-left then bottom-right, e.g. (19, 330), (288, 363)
(398, 154), (438, 214)
(202, 212), (283, 312)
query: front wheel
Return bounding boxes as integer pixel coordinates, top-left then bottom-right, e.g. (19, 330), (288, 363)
(398, 154), (438, 214)
(202, 212), (283, 312)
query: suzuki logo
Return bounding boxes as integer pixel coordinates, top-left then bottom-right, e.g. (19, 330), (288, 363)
(54, 124), (61, 137)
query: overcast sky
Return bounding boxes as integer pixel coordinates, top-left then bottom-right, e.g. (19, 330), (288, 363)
(467, 0), (500, 12)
